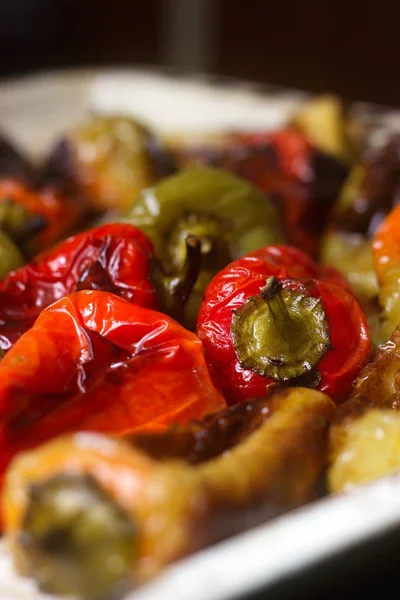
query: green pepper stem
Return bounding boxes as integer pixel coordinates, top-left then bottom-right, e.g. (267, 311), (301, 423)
(260, 277), (292, 328)
(151, 235), (202, 323)
(231, 277), (331, 381)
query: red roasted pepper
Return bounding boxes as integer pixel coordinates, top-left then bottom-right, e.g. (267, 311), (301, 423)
(181, 130), (347, 257)
(0, 179), (82, 255)
(0, 223), (158, 351)
(197, 246), (371, 404)
(0, 289), (226, 492)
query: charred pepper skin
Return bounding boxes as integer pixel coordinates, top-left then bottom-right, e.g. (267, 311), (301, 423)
(197, 247), (371, 404)
(125, 167), (284, 329)
(0, 289), (226, 504)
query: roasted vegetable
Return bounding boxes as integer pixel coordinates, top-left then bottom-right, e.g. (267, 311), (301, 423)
(126, 167), (283, 328)
(198, 248), (371, 404)
(0, 179), (82, 258)
(373, 202), (400, 343)
(329, 325), (400, 492)
(320, 136), (400, 306)
(170, 130), (347, 257)
(289, 94), (365, 164)
(44, 115), (176, 213)
(3, 387), (334, 600)
(0, 223), (165, 351)
(0, 289), (226, 499)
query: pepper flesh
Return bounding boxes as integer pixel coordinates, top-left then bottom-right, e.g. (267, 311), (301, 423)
(3, 388), (334, 599)
(0, 222), (157, 351)
(0, 289), (226, 502)
(197, 249), (371, 404)
(126, 167), (283, 328)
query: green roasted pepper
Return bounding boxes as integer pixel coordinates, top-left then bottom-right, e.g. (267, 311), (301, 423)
(125, 167), (284, 327)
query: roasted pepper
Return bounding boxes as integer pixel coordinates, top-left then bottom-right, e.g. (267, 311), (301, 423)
(0, 179), (82, 258)
(44, 115), (176, 213)
(3, 388), (333, 600)
(126, 167), (283, 328)
(170, 130), (347, 258)
(197, 248), (371, 404)
(0, 222), (192, 351)
(372, 202), (400, 343)
(0, 289), (226, 501)
(320, 135), (400, 306)
(328, 324), (400, 493)
(288, 94), (365, 164)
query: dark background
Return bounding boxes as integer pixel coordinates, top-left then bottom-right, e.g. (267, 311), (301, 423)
(2, 1), (400, 598)
(1, 0), (400, 107)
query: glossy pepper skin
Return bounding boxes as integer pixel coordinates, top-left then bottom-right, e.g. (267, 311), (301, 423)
(0, 289), (226, 493)
(0, 222), (157, 351)
(126, 167), (283, 328)
(171, 130), (347, 258)
(197, 248), (371, 404)
(0, 179), (81, 258)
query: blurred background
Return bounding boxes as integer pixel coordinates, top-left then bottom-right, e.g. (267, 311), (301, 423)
(1, 0), (400, 106)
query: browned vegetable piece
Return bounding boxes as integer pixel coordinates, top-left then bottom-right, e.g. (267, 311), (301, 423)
(43, 115), (176, 213)
(321, 135), (400, 308)
(4, 387), (334, 600)
(328, 325), (400, 493)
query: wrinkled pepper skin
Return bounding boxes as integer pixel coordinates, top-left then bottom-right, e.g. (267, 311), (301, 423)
(126, 167), (284, 328)
(0, 179), (82, 257)
(170, 131), (347, 258)
(0, 223), (157, 351)
(0, 289), (226, 494)
(44, 115), (176, 213)
(197, 249), (371, 404)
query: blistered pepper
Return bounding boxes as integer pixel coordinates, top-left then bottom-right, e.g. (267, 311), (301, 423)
(0, 179), (82, 258)
(169, 130), (347, 258)
(0, 289), (226, 497)
(44, 115), (176, 213)
(0, 222), (200, 351)
(126, 167), (283, 328)
(197, 247), (371, 404)
(3, 388), (333, 600)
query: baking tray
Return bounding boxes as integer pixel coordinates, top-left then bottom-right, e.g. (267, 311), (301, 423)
(0, 68), (400, 600)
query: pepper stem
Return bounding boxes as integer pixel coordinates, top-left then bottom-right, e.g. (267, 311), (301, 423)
(17, 474), (137, 600)
(151, 235), (202, 322)
(231, 276), (331, 381)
